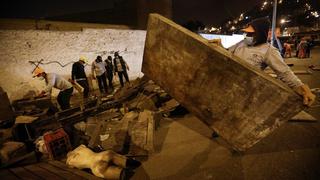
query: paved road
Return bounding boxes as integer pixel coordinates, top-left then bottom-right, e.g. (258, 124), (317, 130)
(284, 46), (320, 119)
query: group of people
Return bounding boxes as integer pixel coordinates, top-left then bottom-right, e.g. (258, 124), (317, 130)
(282, 37), (314, 59)
(33, 17), (316, 113)
(295, 37), (313, 59)
(32, 52), (130, 111)
(90, 52), (130, 96)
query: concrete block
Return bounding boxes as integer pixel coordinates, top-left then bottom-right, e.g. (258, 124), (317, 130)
(102, 111), (138, 153)
(159, 99), (180, 113)
(127, 93), (158, 111)
(130, 110), (156, 153)
(142, 14), (305, 151)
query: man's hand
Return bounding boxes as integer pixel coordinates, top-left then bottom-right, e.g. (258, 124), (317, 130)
(294, 84), (316, 107)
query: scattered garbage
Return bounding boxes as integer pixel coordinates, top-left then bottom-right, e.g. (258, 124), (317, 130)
(0, 77), (183, 179)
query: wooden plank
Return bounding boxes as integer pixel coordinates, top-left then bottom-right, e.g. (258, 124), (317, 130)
(37, 162), (85, 180)
(47, 161), (102, 180)
(142, 14), (305, 151)
(0, 169), (20, 180)
(23, 164), (61, 180)
(146, 111), (155, 153)
(9, 167), (43, 180)
(88, 117), (104, 148)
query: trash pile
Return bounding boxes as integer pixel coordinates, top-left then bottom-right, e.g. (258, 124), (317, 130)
(0, 76), (182, 178)
(73, 76), (182, 156)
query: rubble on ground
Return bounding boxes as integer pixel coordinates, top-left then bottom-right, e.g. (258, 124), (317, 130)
(0, 77), (181, 175)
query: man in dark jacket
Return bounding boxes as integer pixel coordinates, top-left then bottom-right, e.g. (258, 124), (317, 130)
(71, 56), (89, 98)
(113, 52), (130, 87)
(105, 56), (114, 90)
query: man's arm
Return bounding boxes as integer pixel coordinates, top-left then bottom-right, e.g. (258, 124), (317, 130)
(71, 63), (76, 80)
(265, 47), (315, 106)
(124, 60), (129, 71)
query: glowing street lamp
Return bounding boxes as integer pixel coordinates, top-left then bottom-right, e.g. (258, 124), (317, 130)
(280, 19), (286, 24)
(311, 11), (319, 18)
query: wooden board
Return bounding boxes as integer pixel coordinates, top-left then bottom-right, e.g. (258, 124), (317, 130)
(0, 161), (102, 180)
(9, 167), (41, 180)
(48, 161), (101, 180)
(0, 169), (20, 180)
(142, 14), (305, 151)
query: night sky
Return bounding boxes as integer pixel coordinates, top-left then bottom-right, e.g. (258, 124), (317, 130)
(0, 0), (319, 27)
(173, 0), (262, 26)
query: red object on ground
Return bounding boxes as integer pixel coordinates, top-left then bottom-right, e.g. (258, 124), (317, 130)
(43, 128), (71, 159)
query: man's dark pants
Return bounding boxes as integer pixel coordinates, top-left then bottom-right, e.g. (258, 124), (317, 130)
(77, 80), (89, 98)
(117, 71), (130, 87)
(106, 72), (113, 89)
(57, 87), (73, 110)
(97, 73), (108, 93)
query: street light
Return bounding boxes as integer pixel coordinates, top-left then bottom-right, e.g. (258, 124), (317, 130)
(271, 0), (277, 46)
(311, 11), (319, 18)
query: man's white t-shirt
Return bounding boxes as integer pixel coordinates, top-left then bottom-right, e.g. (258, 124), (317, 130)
(45, 73), (73, 94)
(92, 61), (107, 76)
(228, 41), (303, 88)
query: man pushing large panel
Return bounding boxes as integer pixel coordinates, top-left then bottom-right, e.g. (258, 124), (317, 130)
(142, 14), (312, 151)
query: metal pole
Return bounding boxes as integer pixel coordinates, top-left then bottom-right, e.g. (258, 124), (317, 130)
(271, 0), (277, 46)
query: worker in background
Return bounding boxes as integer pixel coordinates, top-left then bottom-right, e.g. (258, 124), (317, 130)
(297, 37), (308, 58)
(33, 67), (73, 110)
(105, 56), (114, 91)
(227, 17), (315, 106)
(91, 56), (108, 94)
(71, 56), (89, 98)
(113, 52), (130, 87)
(283, 41), (292, 58)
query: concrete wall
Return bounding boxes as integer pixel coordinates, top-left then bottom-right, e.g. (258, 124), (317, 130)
(0, 28), (146, 101)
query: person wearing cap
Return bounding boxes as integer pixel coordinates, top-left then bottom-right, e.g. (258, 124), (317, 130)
(227, 17), (315, 107)
(33, 67), (73, 110)
(71, 56), (89, 98)
(113, 52), (130, 87)
(91, 56), (108, 94)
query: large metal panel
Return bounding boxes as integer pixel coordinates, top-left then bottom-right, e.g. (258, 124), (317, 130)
(142, 14), (304, 151)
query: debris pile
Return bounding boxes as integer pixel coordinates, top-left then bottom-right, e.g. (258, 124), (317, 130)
(73, 77), (181, 156)
(0, 77), (181, 178)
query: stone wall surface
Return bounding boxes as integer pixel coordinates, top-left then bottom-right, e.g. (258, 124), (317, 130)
(0, 28), (146, 101)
